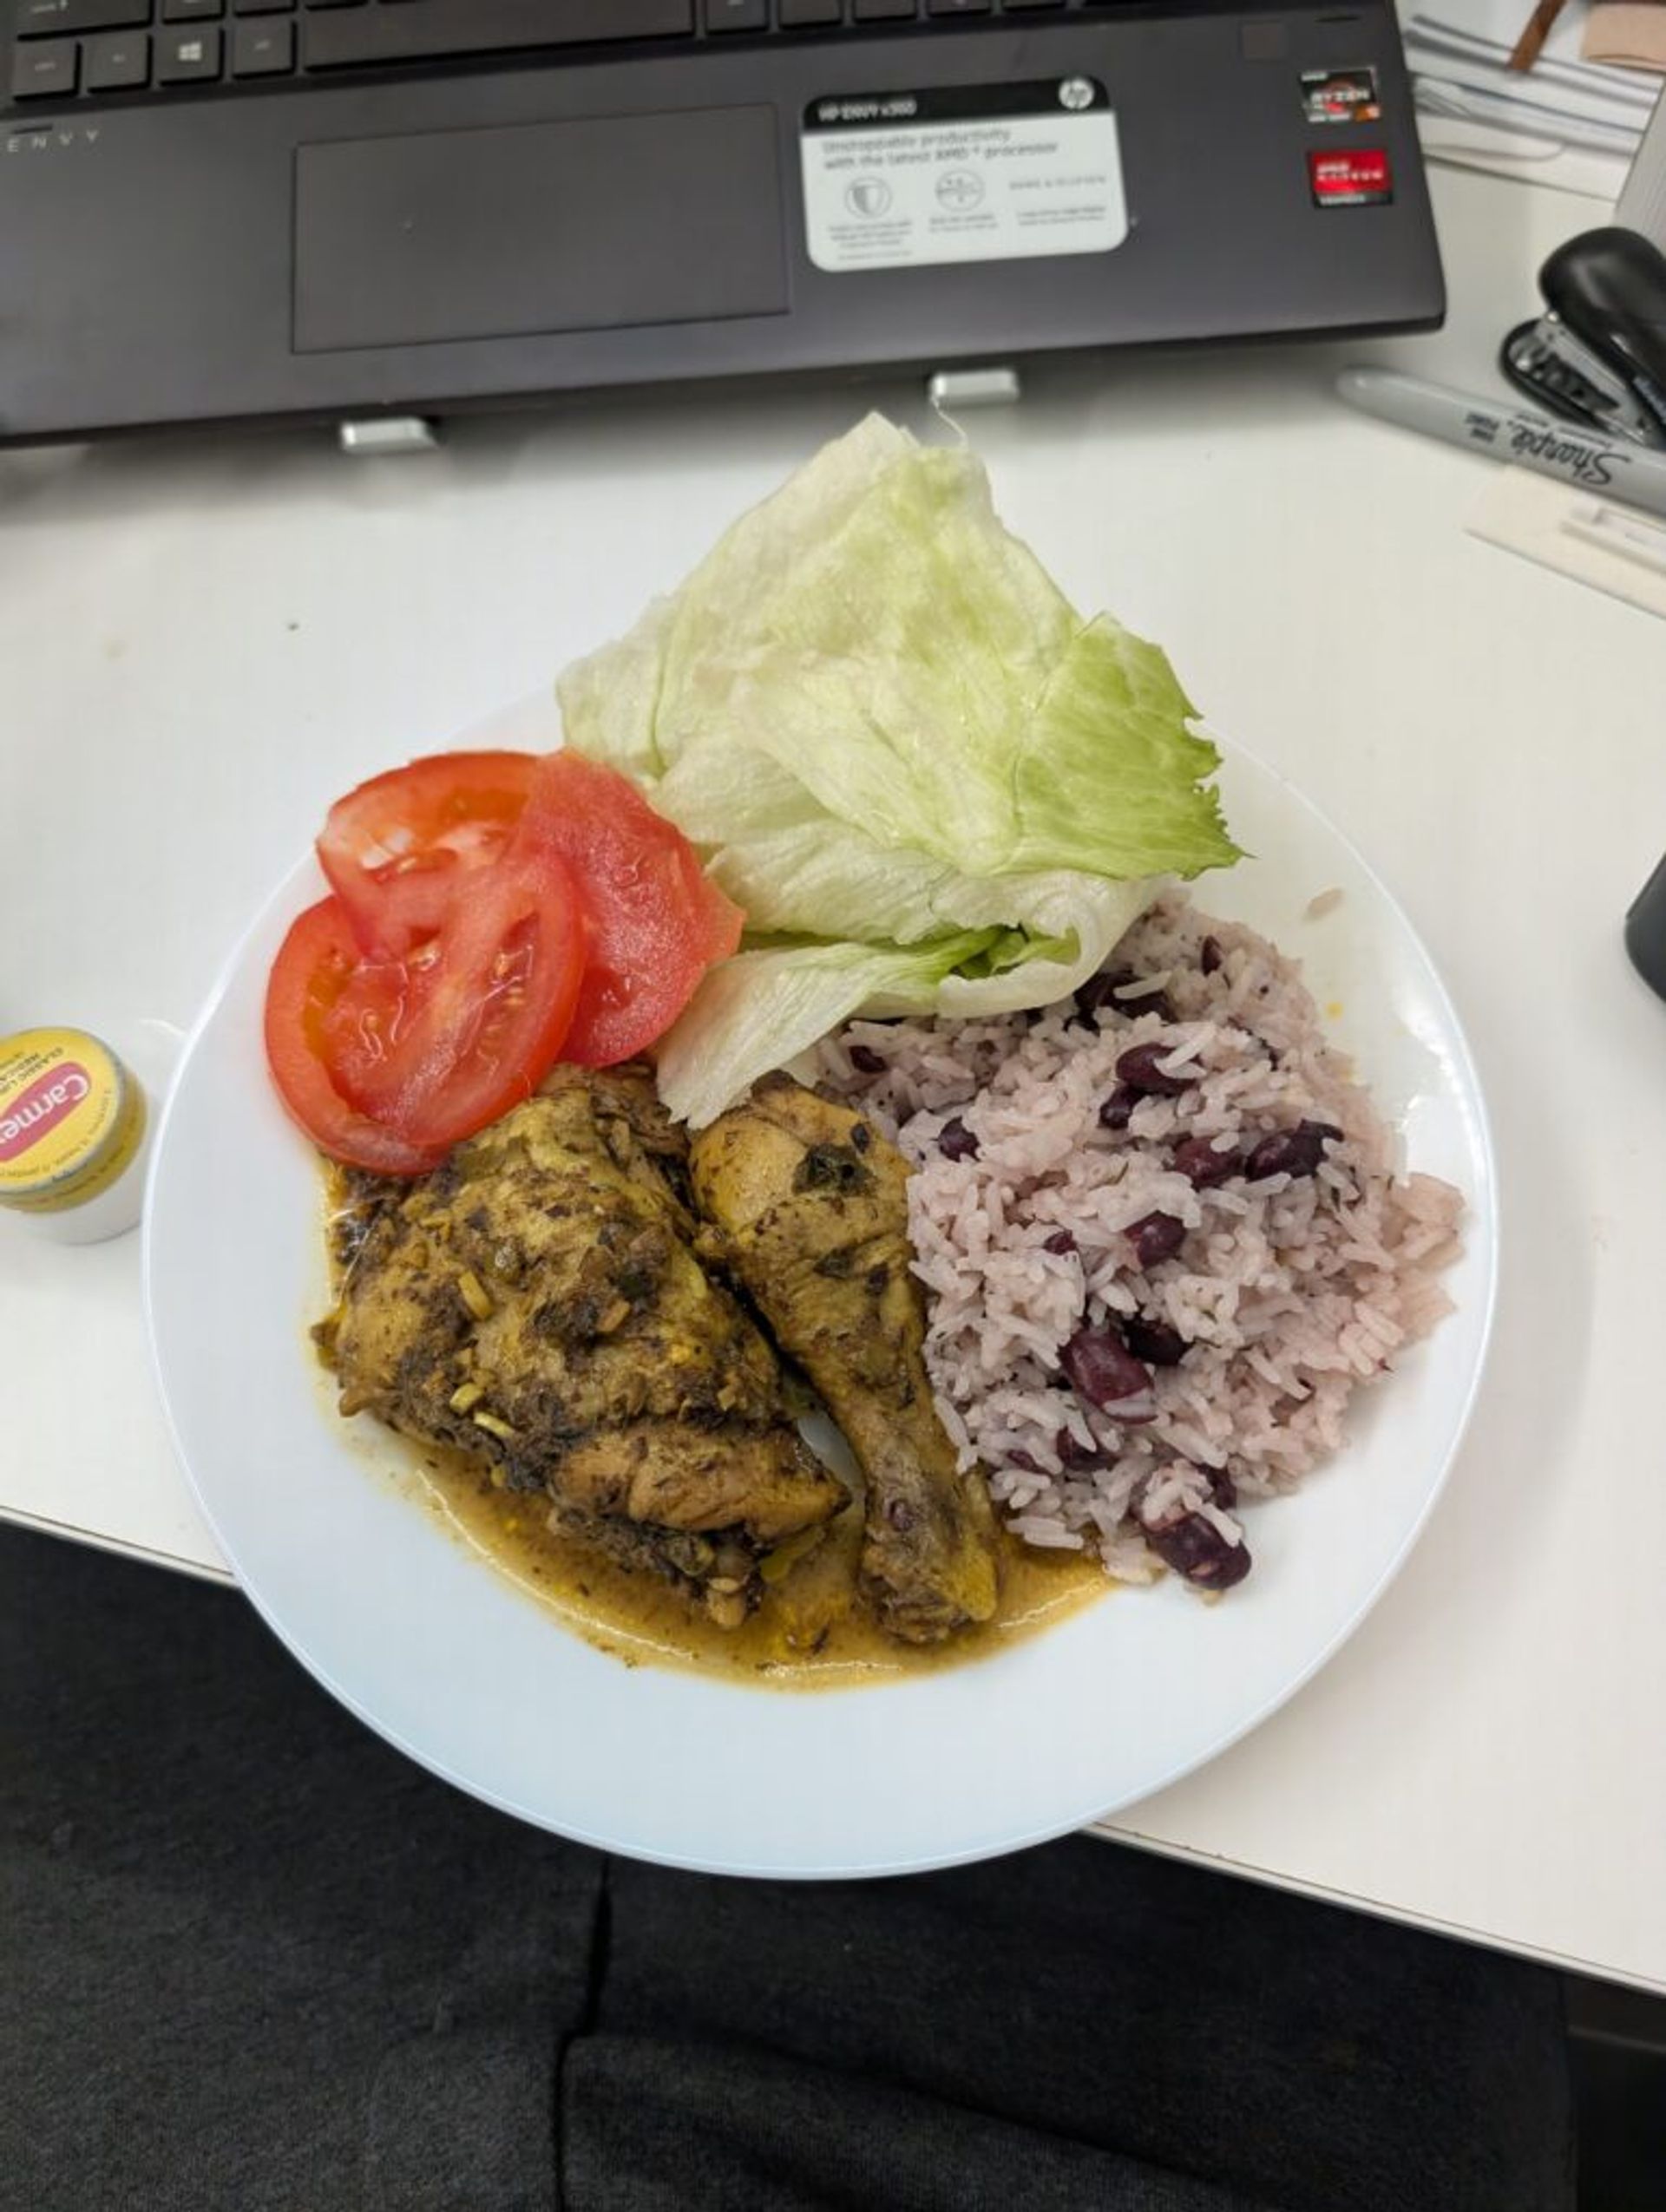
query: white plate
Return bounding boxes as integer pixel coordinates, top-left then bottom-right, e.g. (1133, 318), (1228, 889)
(144, 703), (1497, 1879)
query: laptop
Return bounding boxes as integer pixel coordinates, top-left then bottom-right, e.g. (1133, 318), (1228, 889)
(1, 0), (1443, 447)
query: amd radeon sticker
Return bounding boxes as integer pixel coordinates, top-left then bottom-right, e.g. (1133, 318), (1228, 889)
(1309, 148), (1394, 206)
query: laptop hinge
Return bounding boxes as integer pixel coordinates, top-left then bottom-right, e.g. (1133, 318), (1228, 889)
(927, 367), (1022, 409)
(337, 416), (442, 455)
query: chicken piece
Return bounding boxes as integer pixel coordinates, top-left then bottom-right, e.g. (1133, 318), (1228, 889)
(688, 1074), (999, 1643)
(545, 1507), (764, 1633)
(319, 1063), (843, 1624)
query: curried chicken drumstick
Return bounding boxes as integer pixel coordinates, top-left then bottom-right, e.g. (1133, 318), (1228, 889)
(689, 1074), (1000, 1644)
(319, 1063), (843, 1627)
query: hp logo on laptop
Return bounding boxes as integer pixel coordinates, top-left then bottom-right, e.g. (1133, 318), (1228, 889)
(1059, 77), (1095, 111)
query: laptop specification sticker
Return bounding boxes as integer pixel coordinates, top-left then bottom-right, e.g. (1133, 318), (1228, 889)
(801, 78), (1128, 275)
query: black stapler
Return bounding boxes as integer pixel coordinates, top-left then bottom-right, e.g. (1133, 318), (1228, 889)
(1628, 852), (1666, 1005)
(1502, 108), (1666, 1000)
(1512, 231), (1666, 1007)
(1501, 227), (1666, 452)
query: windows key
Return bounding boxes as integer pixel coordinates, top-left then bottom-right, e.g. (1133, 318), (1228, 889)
(155, 25), (223, 77)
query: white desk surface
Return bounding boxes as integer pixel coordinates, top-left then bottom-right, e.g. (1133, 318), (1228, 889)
(7, 161), (1666, 1992)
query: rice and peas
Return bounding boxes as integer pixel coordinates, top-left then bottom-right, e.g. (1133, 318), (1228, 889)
(814, 892), (1463, 1594)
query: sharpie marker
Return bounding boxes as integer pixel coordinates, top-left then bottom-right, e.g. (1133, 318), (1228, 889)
(1336, 367), (1666, 520)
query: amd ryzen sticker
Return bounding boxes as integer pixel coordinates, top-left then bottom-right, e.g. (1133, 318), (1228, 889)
(1301, 67), (1381, 124)
(801, 79), (1127, 274)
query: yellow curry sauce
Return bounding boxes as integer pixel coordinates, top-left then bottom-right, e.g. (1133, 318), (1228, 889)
(413, 1443), (1106, 1685)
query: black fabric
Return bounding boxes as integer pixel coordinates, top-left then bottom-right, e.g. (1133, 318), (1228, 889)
(588, 1852), (1575, 2212)
(561, 2036), (1278, 2212)
(1, 1527), (595, 2212)
(0, 1524), (1576, 2212)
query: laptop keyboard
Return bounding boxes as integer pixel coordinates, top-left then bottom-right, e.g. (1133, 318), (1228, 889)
(10, 0), (1090, 108)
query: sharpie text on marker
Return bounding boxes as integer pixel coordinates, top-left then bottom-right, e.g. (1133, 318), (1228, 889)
(1336, 367), (1666, 520)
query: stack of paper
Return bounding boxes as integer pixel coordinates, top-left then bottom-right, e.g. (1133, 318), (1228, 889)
(1406, 0), (1662, 198)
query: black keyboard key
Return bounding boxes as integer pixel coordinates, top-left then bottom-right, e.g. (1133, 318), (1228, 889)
(161, 0), (221, 18)
(232, 12), (290, 64)
(85, 24), (149, 81)
(927, 0), (991, 13)
(233, 0), (292, 12)
(302, 0), (362, 9)
(15, 0), (147, 35)
(10, 33), (76, 89)
(304, 0), (692, 69)
(154, 19), (220, 72)
(853, 0), (914, 17)
(1002, 0), (1066, 9)
(705, 0), (764, 27)
(780, 0), (840, 21)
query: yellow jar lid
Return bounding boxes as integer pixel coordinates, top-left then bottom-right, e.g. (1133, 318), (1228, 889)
(0, 1028), (146, 1215)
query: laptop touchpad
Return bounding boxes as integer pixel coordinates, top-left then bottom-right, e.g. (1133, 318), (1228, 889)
(294, 106), (786, 353)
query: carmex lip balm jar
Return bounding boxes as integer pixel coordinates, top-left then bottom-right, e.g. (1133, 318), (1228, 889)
(0, 1027), (149, 1244)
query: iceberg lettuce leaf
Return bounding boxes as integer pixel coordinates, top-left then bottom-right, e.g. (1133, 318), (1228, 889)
(556, 416), (1241, 1122)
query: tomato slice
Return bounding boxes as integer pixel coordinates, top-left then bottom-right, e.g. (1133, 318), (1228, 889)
(514, 751), (744, 1066)
(320, 846), (587, 1148)
(270, 745), (738, 1168)
(318, 751), (539, 956)
(263, 899), (448, 1176)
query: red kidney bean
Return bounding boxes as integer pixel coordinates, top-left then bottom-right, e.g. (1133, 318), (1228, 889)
(1244, 1119), (1342, 1181)
(1098, 1085), (1141, 1132)
(1054, 1426), (1103, 1470)
(938, 1117), (980, 1162)
(848, 1044), (887, 1075)
(1041, 1230), (1078, 1255)
(1072, 967), (1133, 1021)
(1199, 935), (1223, 976)
(1115, 1042), (1193, 1096)
(1171, 1135), (1241, 1188)
(1060, 1325), (1152, 1410)
(1005, 1450), (1043, 1475)
(1123, 1314), (1188, 1367)
(1148, 1515), (1251, 1589)
(1206, 1466), (1237, 1509)
(1126, 1211), (1185, 1268)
